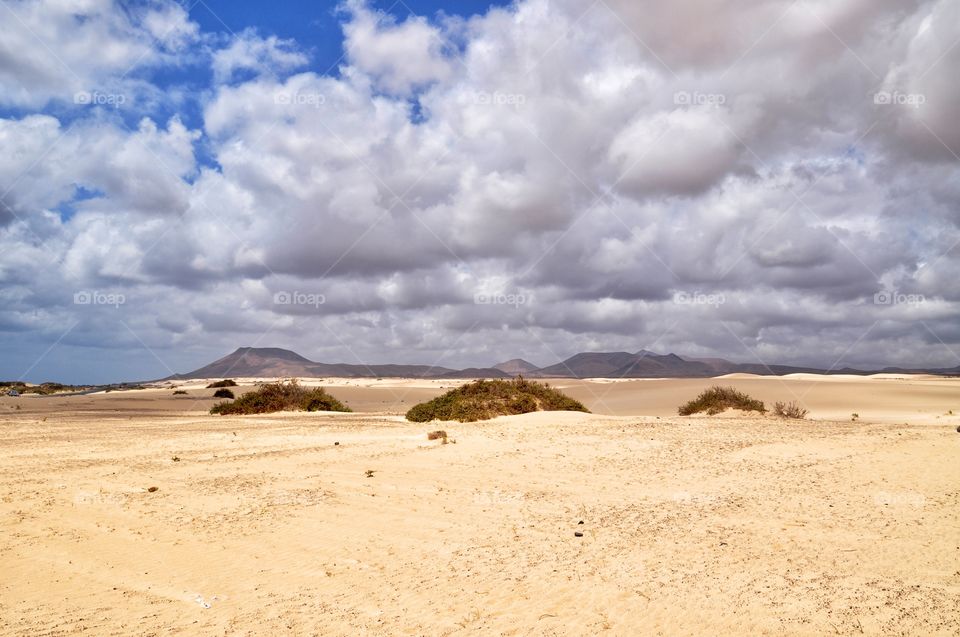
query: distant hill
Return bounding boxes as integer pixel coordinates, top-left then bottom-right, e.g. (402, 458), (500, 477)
(166, 348), (460, 380)
(533, 351), (640, 377)
(434, 367), (512, 379)
(529, 350), (725, 378)
(492, 359), (541, 376)
(163, 347), (960, 381)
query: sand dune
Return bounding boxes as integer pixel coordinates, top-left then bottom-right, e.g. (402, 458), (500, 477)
(1, 376), (958, 635)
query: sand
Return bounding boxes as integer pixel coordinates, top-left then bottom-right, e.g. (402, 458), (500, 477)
(1, 376), (958, 635)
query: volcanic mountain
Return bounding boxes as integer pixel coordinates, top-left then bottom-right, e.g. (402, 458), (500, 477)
(166, 347), (458, 380)
(492, 359), (541, 376)
(165, 347), (960, 381)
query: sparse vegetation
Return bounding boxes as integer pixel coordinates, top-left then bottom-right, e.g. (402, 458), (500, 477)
(773, 400), (808, 419)
(851, 412), (860, 421)
(678, 386), (766, 416)
(405, 377), (589, 423)
(0, 381), (92, 395)
(173, 390), (188, 395)
(427, 430), (448, 443)
(212, 388), (235, 399)
(207, 379), (238, 388)
(209, 380), (350, 415)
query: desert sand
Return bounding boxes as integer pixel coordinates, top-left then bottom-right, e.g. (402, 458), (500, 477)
(1, 375), (958, 635)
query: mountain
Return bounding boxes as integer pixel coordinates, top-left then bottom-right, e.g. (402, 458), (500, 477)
(174, 347), (316, 379)
(435, 367), (512, 379)
(492, 359), (541, 376)
(532, 351), (640, 378)
(167, 348), (460, 380)
(611, 352), (718, 377)
(165, 347), (960, 381)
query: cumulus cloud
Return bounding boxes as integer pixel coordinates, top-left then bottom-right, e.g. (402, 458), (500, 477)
(0, 0), (198, 108)
(341, 0), (453, 94)
(1, 0), (959, 382)
(212, 29), (308, 84)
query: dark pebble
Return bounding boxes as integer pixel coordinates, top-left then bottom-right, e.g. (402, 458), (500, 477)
(574, 531), (584, 537)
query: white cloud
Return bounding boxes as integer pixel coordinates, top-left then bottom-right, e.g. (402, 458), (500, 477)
(0, 0), (199, 108)
(1, 0), (960, 381)
(342, 0), (453, 95)
(212, 29), (308, 84)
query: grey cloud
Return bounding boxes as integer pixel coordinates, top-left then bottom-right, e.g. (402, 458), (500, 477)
(2, 0), (960, 381)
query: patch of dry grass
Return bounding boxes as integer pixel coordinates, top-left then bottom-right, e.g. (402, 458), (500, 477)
(678, 386), (766, 416)
(773, 400), (808, 419)
(210, 380), (350, 416)
(406, 378), (589, 423)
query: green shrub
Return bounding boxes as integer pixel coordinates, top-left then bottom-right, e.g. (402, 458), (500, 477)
(678, 386), (766, 416)
(210, 380), (350, 415)
(212, 388), (235, 399)
(406, 378), (589, 423)
(207, 379), (238, 388)
(1, 381), (89, 395)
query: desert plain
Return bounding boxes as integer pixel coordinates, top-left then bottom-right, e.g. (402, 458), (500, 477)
(1, 374), (958, 636)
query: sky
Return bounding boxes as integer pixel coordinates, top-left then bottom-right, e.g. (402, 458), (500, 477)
(1, 0), (959, 384)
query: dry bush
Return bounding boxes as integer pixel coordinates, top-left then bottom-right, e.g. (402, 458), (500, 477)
(212, 388), (235, 399)
(773, 400), (808, 419)
(207, 379), (238, 388)
(678, 386), (766, 416)
(173, 390), (188, 395)
(210, 380), (350, 415)
(406, 378), (589, 423)
(427, 430), (448, 443)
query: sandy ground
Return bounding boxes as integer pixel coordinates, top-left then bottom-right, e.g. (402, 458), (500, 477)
(1, 376), (958, 635)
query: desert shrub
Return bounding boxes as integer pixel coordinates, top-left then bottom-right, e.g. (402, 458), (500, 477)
(678, 386), (766, 416)
(1, 381), (88, 395)
(210, 380), (350, 415)
(773, 400), (808, 419)
(427, 430), (448, 442)
(406, 378), (589, 423)
(207, 379), (238, 388)
(173, 390), (188, 395)
(212, 388), (235, 399)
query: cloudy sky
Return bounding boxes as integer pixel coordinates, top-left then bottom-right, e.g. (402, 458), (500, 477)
(1, 0), (958, 383)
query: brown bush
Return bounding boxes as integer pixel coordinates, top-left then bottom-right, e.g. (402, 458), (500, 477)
(773, 400), (808, 419)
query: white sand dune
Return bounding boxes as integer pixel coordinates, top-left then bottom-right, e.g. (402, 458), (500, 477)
(1, 376), (958, 635)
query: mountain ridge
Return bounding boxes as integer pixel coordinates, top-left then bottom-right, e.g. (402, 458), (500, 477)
(162, 347), (960, 381)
